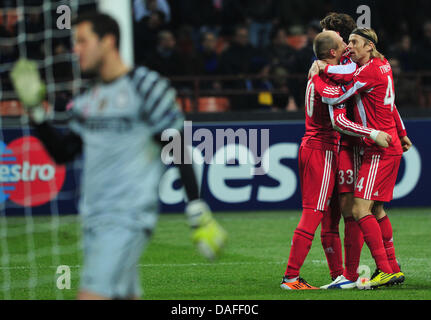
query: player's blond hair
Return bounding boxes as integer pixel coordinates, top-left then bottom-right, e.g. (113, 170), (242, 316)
(353, 28), (385, 61)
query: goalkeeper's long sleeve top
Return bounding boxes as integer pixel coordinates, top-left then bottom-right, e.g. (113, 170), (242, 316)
(34, 121), (83, 164)
(35, 122), (199, 201)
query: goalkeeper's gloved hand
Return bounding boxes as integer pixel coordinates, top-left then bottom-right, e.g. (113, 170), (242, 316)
(10, 58), (47, 124)
(185, 199), (227, 261)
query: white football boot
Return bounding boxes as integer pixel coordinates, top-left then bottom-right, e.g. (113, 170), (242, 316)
(320, 275), (357, 289)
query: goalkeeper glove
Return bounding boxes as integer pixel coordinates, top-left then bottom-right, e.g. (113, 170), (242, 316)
(10, 58), (47, 124)
(185, 199), (227, 261)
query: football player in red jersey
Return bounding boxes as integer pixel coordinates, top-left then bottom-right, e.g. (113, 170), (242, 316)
(310, 28), (409, 288)
(280, 30), (391, 290)
(318, 13), (412, 289)
(317, 12), (363, 288)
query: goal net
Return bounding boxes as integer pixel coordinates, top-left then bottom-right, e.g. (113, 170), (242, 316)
(0, 0), (98, 300)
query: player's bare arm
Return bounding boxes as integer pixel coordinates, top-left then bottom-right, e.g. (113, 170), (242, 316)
(308, 61), (320, 79)
(316, 60), (328, 72)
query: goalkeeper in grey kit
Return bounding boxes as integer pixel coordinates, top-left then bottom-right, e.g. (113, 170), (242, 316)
(10, 12), (227, 300)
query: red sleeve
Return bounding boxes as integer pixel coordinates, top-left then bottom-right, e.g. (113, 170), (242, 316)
(312, 73), (369, 106)
(330, 104), (376, 139)
(324, 62), (358, 84)
(392, 104), (407, 138)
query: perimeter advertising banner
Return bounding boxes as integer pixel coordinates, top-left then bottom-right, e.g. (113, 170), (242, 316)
(0, 119), (429, 215)
(159, 120), (427, 212)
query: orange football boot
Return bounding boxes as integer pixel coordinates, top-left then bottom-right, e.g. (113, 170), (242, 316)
(280, 276), (319, 290)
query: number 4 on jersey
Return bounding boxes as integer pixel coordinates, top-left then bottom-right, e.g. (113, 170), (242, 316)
(384, 75), (395, 111)
(355, 177), (364, 192)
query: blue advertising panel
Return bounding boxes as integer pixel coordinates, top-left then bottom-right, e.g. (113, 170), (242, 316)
(0, 119), (429, 216)
(159, 119), (429, 212)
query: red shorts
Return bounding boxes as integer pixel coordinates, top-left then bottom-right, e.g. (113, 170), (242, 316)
(354, 152), (402, 202)
(337, 145), (362, 193)
(299, 143), (338, 211)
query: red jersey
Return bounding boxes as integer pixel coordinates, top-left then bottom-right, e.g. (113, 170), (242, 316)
(303, 73), (340, 147)
(303, 73), (379, 149)
(327, 51), (362, 148)
(323, 53), (407, 140)
(312, 57), (403, 156)
(325, 50), (358, 84)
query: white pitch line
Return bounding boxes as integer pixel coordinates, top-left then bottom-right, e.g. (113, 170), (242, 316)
(1, 258), (429, 271)
(1, 261), (288, 270)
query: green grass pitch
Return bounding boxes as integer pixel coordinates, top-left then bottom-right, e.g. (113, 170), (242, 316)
(1, 208), (430, 300)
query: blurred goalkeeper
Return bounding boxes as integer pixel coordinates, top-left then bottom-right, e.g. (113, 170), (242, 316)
(10, 12), (227, 300)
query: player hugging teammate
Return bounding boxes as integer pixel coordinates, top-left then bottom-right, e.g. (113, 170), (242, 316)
(281, 13), (412, 290)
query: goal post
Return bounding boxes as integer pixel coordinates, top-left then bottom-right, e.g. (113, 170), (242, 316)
(0, 0), (137, 300)
(98, 0), (135, 68)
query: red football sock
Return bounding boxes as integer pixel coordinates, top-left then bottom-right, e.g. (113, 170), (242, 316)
(377, 216), (400, 273)
(285, 208), (323, 278)
(357, 214), (392, 274)
(320, 203), (343, 279)
(343, 217), (364, 281)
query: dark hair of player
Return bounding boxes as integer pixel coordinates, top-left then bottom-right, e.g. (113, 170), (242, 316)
(72, 12), (120, 49)
(313, 32), (339, 60)
(320, 12), (357, 44)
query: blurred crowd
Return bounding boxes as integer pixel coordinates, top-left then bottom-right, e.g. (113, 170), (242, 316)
(135, 0), (431, 111)
(1, 0), (431, 112)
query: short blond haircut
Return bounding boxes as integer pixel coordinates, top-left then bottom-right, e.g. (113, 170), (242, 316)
(313, 31), (339, 60)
